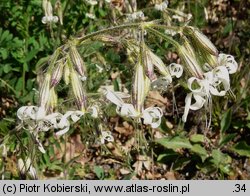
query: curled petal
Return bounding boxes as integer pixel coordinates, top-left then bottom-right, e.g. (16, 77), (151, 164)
(182, 93), (192, 122)
(218, 53), (238, 74)
(142, 107), (163, 128)
(105, 90), (124, 107)
(168, 63), (183, 78)
(69, 111), (85, 122)
(35, 135), (46, 153)
(52, 16), (59, 23)
(182, 93), (206, 122)
(118, 103), (139, 118)
(100, 131), (114, 144)
(88, 106), (98, 118)
(17, 106), (43, 121)
(42, 16), (48, 24)
(35, 107), (46, 120)
(55, 126), (70, 136)
(187, 77), (204, 94)
(189, 94), (206, 110)
(209, 66), (230, 96)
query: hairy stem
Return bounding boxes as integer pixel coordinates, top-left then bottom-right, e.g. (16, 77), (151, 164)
(145, 27), (179, 48)
(77, 22), (149, 43)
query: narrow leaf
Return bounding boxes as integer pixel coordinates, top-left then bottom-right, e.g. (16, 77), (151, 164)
(220, 108), (232, 133)
(231, 141), (250, 157)
(156, 136), (193, 150)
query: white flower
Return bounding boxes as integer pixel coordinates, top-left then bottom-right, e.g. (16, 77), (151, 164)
(95, 64), (104, 73)
(42, 0), (58, 24)
(86, 13), (96, 19)
(155, 1), (168, 11)
(88, 105), (99, 118)
(105, 90), (163, 128)
(54, 110), (84, 135)
(218, 53), (238, 74)
(86, 0), (98, 6)
(17, 106), (46, 121)
(165, 29), (176, 36)
(182, 66), (231, 122)
(100, 131), (114, 144)
(127, 11), (144, 21)
(142, 107), (163, 128)
(168, 63), (183, 78)
(42, 16), (58, 24)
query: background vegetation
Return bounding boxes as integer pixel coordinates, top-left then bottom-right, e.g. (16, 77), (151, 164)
(0, 0), (250, 179)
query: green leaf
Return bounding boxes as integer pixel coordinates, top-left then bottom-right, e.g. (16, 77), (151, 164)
(157, 150), (179, 162)
(211, 149), (232, 167)
(173, 157), (191, 170)
(220, 108), (232, 133)
(3, 64), (12, 73)
(25, 49), (39, 63)
(190, 144), (208, 162)
(94, 166), (104, 179)
(159, 117), (171, 133)
(231, 141), (250, 157)
(219, 164), (234, 176)
(0, 48), (8, 59)
(190, 134), (205, 143)
(49, 164), (63, 171)
(156, 136), (193, 150)
(15, 77), (23, 92)
(219, 133), (237, 147)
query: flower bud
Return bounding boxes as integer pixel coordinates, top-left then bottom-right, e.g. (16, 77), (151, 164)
(201, 51), (218, 69)
(145, 48), (172, 83)
(69, 45), (87, 79)
(48, 87), (58, 112)
(70, 67), (87, 111)
(39, 74), (51, 109)
(184, 26), (218, 56)
(63, 63), (70, 85)
(55, 0), (63, 25)
(177, 45), (204, 79)
(182, 37), (196, 59)
(51, 61), (64, 87)
(132, 63), (150, 113)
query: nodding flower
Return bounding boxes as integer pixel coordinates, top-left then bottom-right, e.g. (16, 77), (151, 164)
(182, 55), (237, 124)
(154, 1), (169, 11)
(42, 0), (58, 24)
(105, 89), (163, 128)
(100, 131), (114, 144)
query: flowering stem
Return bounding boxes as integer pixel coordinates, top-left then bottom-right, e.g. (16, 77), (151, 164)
(145, 27), (180, 48)
(77, 22), (152, 43)
(151, 24), (181, 32)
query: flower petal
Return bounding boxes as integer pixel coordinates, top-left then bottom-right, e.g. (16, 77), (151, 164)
(168, 63), (183, 78)
(118, 103), (139, 118)
(105, 89), (124, 107)
(182, 93), (192, 122)
(142, 107), (163, 128)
